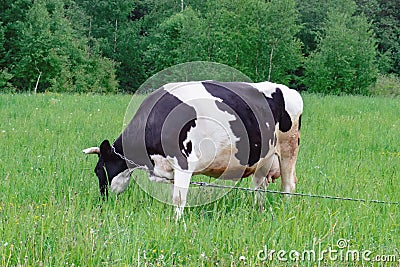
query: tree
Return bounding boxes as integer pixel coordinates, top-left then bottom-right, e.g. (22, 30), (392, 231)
(297, 0), (400, 76)
(144, 7), (207, 77)
(0, 23), (14, 90)
(295, 0), (332, 55)
(205, 0), (303, 84)
(260, 0), (304, 84)
(0, 23), (5, 64)
(75, 0), (147, 91)
(355, 0), (400, 74)
(304, 0), (378, 95)
(12, 0), (53, 91)
(6, 0), (117, 92)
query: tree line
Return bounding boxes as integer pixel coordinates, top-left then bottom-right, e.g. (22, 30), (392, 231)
(0, 0), (399, 94)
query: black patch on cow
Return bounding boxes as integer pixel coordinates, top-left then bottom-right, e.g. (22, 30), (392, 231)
(298, 114), (302, 146)
(94, 156), (108, 199)
(142, 91), (197, 170)
(101, 139), (128, 179)
(264, 88), (292, 132)
(280, 110), (292, 132)
(121, 89), (197, 171)
(298, 114), (302, 131)
(93, 138), (129, 198)
(183, 140), (193, 157)
(179, 119), (196, 157)
(202, 81), (275, 167)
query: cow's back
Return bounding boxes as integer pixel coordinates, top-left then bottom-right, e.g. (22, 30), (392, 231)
(123, 81), (285, 180)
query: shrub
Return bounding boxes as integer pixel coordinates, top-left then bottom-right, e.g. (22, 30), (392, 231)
(304, 0), (378, 95)
(368, 74), (400, 97)
(0, 69), (15, 92)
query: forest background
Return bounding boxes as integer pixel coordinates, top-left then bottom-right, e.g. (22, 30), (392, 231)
(0, 0), (399, 95)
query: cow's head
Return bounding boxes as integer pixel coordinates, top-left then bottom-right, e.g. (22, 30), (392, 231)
(83, 140), (131, 198)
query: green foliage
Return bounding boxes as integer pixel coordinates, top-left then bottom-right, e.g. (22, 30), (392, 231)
(304, 0), (378, 95)
(261, 0), (304, 84)
(356, 0), (400, 74)
(368, 73), (400, 97)
(1, 0), (400, 93)
(0, 69), (14, 92)
(74, 0), (145, 91)
(50, 53), (118, 93)
(376, 1), (400, 74)
(204, 0), (303, 84)
(1, 0), (118, 93)
(0, 23), (5, 59)
(144, 0), (303, 84)
(298, 0), (400, 77)
(145, 7), (206, 74)
(0, 24), (13, 91)
(296, 0), (329, 55)
(12, 0), (55, 91)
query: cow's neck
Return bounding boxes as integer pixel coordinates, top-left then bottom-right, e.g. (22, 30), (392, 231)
(111, 136), (135, 168)
(112, 135), (124, 154)
(113, 133), (151, 169)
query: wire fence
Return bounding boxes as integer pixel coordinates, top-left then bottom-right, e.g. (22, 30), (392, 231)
(190, 181), (400, 205)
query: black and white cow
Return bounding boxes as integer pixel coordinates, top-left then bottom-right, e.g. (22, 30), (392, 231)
(83, 81), (303, 218)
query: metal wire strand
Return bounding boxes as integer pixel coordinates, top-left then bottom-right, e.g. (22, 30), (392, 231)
(189, 181), (400, 205)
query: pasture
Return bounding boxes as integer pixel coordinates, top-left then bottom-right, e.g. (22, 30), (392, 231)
(1, 93), (399, 266)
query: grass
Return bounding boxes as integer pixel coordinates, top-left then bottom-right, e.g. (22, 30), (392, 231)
(0, 92), (399, 266)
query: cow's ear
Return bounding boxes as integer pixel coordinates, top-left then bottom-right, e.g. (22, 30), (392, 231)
(100, 140), (113, 161)
(95, 157), (108, 199)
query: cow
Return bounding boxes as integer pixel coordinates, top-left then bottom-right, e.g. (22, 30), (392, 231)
(83, 81), (303, 219)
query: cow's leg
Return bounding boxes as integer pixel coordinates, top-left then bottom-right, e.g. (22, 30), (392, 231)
(252, 157), (273, 211)
(172, 169), (192, 221)
(277, 116), (301, 194)
(252, 174), (267, 212)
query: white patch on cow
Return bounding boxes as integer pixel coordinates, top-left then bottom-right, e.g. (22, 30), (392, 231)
(247, 81), (303, 118)
(163, 82), (241, 174)
(266, 122), (270, 129)
(281, 87), (303, 118)
(190, 136), (218, 170)
(110, 169), (132, 194)
(247, 81), (282, 98)
(149, 154), (174, 182)
(172, 168), (192, 224)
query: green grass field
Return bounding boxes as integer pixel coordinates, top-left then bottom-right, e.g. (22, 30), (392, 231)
(1, 93), (399, 266)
